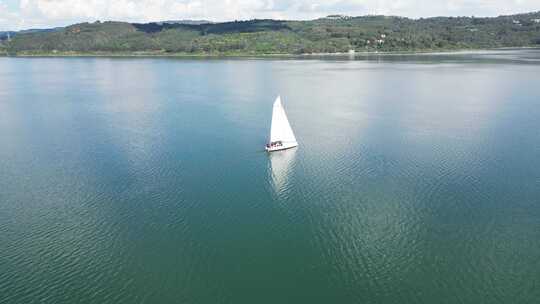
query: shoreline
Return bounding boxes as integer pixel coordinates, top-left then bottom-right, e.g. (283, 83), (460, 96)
(1, 47), (538, 58)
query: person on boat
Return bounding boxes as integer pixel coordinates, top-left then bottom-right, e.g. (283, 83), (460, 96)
(267, 141), (285, 149)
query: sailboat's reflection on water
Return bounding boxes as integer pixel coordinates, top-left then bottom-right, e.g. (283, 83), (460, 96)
(268, 148), (298, 199)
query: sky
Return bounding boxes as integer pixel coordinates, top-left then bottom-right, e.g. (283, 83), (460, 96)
(0, 0), (539, 31)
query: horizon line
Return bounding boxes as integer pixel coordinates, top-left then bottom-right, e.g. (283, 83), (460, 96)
(2, 10), (540, 32)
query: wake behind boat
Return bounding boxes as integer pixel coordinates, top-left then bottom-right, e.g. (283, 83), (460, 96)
(266, 96), (298, 152)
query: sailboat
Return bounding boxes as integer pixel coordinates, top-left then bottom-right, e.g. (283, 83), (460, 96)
(266, 96), (298, 152)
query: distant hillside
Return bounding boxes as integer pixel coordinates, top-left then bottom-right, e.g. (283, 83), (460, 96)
(0, 27), (63, 40)
(156, 20), (213, 25)
(0, 31), (15, 40)
(2, 12), (540, 56)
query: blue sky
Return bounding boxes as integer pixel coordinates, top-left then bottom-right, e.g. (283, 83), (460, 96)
(1, 0), (539, 31)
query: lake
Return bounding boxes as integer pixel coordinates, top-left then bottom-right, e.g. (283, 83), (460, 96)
(1, 50), (539, 304)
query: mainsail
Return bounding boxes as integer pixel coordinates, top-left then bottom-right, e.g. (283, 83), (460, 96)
(270, 96), (297, 145)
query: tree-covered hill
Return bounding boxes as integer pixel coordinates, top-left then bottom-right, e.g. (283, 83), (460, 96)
(2, 11), (540, 55)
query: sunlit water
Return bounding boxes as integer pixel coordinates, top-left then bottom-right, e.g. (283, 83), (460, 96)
(1, 50), (540, 304)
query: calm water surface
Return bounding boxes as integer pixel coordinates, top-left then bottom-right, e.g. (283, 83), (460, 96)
(1, 50), (540, 304)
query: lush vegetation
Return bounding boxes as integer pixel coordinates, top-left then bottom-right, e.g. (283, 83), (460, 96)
(2, 12), (540, 56)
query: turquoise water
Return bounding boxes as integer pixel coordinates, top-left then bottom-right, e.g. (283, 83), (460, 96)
(1, 50), (540, 303)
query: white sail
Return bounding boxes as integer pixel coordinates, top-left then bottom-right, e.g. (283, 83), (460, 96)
(269, 96), (297, 145)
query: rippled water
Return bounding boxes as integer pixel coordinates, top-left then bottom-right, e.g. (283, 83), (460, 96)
(1, 50), (540, 303)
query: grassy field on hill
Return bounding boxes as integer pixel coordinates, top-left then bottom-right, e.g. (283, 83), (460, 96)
(1, 12), (540, 56)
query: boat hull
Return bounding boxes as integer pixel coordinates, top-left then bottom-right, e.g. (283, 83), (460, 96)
(265, 143), (298, 152)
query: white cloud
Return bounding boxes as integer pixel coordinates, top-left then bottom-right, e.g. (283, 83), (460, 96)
(1, 0), (539, 30)
(0, 1), (20, 29)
